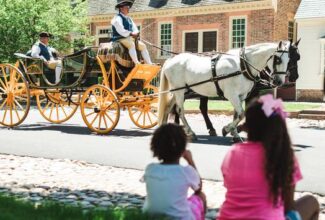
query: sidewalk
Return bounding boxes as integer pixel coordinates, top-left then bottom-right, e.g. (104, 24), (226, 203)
(0, 154), (324, 219)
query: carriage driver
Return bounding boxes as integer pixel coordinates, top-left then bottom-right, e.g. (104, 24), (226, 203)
(31, 32), (62, 83)
(111, 0), (152, 65)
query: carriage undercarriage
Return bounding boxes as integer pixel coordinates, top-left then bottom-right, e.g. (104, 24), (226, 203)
(0, 45), (161, 134)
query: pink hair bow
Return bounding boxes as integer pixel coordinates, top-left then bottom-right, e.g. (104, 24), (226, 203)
(258, 94), (288, 120)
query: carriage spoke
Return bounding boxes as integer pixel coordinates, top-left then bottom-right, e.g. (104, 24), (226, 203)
(2, 108), (8, 123)
(14, 99), (25, 111)
(0, 100), (6, 110)
(56, 104), (59, 121)
(10, 104), (13, 125)
(102, 113), (108, 129)
(60, 104), (68, 118)
(2, 67), (9, 88)
(12, 101), (21, 122)
(104, 112), (114, 124)
(49, 103), (54, 119)
(98, 114), (102, 129)
(42, 102), (51, 114)
(90, 113), (99, 126)
(147, 112), (153, 125)
(142, 112), (146, 125)
(136, 111), (143, 123)
(0, 77), (7, 90)
(86, 111), (96, 117)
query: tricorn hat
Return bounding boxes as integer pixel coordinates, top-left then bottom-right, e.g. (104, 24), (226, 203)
(115, 0), (134, 9)
(39, 32), (53, 38)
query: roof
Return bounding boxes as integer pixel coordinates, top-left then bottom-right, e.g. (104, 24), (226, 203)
(295, 0), (325, 19)
(88, 0), (264, 16)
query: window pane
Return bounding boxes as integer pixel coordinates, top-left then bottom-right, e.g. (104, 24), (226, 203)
(231, 18), (246, 48)
(160, 23), (173, 57)
(185, 32), (199, 53)
(203, 31), (217, 52)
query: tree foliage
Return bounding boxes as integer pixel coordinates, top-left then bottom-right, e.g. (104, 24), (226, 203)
(0, 0), (92, 62)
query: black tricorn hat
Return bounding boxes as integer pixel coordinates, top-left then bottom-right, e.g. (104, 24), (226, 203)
(39, 32), (53, 38)
(115, 0), (134, 9)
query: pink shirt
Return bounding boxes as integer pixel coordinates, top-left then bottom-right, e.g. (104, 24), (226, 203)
(218, 141), (302, 220)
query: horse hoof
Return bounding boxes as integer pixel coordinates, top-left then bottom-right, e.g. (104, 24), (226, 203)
(209, 129), (217, 136)
(222, 127), (228, 137)
(232, 136), (243, 143)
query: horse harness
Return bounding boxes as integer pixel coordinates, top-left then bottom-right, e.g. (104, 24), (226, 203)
(210, 48), (288, 98)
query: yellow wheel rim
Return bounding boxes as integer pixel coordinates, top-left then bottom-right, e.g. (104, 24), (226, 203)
(80, 85), (120, 134)
(36, 90), (80, 123)
(128, 85), (158, 129)
(0, 64), (30, 127)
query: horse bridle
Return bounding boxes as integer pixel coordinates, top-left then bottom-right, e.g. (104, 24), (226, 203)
(260, 49), (289, 86)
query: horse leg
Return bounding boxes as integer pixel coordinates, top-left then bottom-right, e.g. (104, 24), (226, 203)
(173, 104), (180, 124)
(199, 97), (217, 136)
(161, 96), (176, 124)
(222, 97), (244, 142)
(174, 92), (197, 140)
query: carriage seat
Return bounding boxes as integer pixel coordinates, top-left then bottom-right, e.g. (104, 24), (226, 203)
(97, 42), (136, 68)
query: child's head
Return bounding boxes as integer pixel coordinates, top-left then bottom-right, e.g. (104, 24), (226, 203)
(245, 94), (294, 205)
(150, 123), (187, 163)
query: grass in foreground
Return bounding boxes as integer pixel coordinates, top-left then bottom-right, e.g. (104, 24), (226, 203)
(0, 194), (167, 220)
(184, 99), (322, 112)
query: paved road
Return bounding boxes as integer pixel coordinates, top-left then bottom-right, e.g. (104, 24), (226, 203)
(0, 108), (324, 195)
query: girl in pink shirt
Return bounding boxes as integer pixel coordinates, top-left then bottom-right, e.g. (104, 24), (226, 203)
(218, 94), (319, 220)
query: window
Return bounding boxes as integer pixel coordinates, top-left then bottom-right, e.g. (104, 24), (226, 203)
(230, 17), (246, 49)
(288, 21), (294, 41)
(159, 23), (172, 57)
(183, 30), (218, 53)
(97, 27), (112, 45)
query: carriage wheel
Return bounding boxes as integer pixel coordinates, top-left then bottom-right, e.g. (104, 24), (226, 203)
(36, 90), (80, 123)
(80, 84), (120, 134)
(0, 64), (30, 127)
(128, 84), (158, 129)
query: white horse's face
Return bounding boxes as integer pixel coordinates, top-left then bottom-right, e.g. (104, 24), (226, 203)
(268, 41), (290, 87)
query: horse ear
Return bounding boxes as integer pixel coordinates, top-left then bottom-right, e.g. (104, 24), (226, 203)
(278, 41), (283, 49)
(294, 38), (301, 47)
(290, 39), (293, 45)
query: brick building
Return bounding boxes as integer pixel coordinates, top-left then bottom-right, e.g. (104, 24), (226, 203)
(88, 0), (301, 98)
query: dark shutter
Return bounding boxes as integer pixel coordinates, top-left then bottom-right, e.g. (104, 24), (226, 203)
(185, 32), (198, 53)
(203, 31), (217, 52)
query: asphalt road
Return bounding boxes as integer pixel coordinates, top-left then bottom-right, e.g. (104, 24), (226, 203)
(0, 108), (324, 195)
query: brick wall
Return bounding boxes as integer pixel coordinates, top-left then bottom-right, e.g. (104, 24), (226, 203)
(249, 9), (274, 44)
(273, 0), (301, 41)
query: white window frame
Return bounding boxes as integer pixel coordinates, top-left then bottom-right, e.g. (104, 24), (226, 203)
(229, 16), (247, 49)
(321, 39), (325, 75)
(96, 26), (112, 46)
(158, 22), (173, 58)
(182, 29), (219, 53)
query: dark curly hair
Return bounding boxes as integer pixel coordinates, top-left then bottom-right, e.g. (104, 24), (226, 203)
(150, 123), (187, 163)
(245, 99), (294, 205)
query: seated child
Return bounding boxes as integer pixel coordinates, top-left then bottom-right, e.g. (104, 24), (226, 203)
(218, 94), (319, 220)
(142, 123), (206, 220)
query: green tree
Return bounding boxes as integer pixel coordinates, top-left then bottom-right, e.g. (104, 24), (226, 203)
(0, 0), (92, 62)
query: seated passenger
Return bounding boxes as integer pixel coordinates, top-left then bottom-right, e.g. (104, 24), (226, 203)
(31, 32), (62, 83)
(218, 94), (319, 220)
(111, 0), (152, 65)
(142, 123), (206, 220)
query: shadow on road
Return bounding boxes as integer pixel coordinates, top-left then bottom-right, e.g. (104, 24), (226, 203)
(293, 144), (313, 152)
(0, 123), (153, 137)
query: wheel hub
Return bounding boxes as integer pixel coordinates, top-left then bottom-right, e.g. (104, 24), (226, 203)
(6, 92), (14, 105)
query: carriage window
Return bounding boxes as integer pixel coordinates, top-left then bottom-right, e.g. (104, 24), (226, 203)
(231, 18), (246, 49)
(160, 23), (172, 57)
(288, 21), (294, 41)
(185, 32), (199, 53)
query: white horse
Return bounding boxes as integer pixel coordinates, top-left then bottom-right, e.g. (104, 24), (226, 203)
(158, 41), (290, 141)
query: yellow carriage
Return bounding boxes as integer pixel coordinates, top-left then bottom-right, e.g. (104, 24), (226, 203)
(0, 44), (161, 134)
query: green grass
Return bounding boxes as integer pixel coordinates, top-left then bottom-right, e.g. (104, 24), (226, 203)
(0, 194), (168, 220)
(184, 99), (322, 112)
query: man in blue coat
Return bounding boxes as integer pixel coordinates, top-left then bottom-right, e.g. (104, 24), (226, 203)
(31, 32), (62, 84)
(111, 0), (152, 65)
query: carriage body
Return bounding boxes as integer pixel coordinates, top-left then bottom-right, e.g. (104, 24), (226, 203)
(0, 44), (160, 134)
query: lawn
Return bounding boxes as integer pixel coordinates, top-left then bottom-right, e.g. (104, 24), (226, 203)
(184, 99), (323, 112)
(0, 194), (167, 220)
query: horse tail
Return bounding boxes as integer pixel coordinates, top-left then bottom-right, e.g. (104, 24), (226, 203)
(158, 62), (171, 125)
